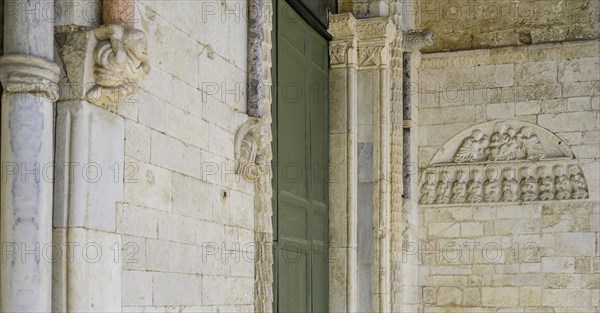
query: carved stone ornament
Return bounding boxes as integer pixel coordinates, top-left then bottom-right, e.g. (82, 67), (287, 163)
(56, 24), (150, 111)
(420, 121), (589, 205)
(235, 118), (271, 181)
(356, 18), (395, 68)
(328, 13), (357, 38)
(0, 54), (61, 101)
(402, 29), (435, 51)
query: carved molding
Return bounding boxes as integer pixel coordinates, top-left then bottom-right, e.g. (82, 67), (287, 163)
(356, 17), (395, 41)
(0, 54), (61, 101)
(56, 24), (150, 111)
(420, 121), (589, 205)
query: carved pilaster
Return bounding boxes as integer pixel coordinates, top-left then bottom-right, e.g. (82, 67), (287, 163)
(329, 14), (358, 69)
(55, 24), (150, 112)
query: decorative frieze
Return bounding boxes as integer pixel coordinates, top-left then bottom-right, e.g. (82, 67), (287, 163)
(356, 18), (395, 68)
(0, 54), (61, 101)
(420, 121), (589, 205)
(420, 161), (589, 205)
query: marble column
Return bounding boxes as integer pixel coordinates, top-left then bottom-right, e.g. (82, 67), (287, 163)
(328, 13), (359, 313)
(103, 0), (134, 26)
(0, 0), (59, 311)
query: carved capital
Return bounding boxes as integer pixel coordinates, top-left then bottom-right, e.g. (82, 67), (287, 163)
(328, 13), (357, 38)
(235, 118), (272, 182)
(0, 54), (61, 101)
(329, 40), (357, 67)
(56, 24), (150, 112)
(356, 18), (395, 68)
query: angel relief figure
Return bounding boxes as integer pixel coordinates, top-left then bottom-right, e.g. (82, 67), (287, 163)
(453, 130), (489, 163)
(518, 127), (545, 160)
(487, 123), (511, 161)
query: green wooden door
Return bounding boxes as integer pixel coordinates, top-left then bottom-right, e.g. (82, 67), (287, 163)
(272, 1), (329, 312)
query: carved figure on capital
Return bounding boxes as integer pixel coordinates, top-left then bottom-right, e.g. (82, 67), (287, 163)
(86, 24), (151, 111)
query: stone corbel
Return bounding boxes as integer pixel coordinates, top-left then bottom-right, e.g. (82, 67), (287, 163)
(0, 54), (61, 101)
(55, 24), (150, 111)
(235, 118), (271, 182)
(402, 29), (435, 52)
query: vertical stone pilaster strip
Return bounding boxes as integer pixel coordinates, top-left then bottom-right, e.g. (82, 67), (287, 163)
(253, 1), (274, 311)
(389, 1), (405, 310)
(357, 17), (395, 313)
(0, 0), (59, 311)
(328, 13), (358, 313)
(248, 0), (264, 117)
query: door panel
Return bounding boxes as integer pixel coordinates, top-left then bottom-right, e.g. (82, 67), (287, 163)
(273, 1), (329, 312)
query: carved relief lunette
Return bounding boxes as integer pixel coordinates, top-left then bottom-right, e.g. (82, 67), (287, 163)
(420, 120), (589, 205)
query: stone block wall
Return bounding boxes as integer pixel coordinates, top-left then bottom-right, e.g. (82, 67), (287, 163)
(118, 1), (255, 311)
(417, 40), (600, 312)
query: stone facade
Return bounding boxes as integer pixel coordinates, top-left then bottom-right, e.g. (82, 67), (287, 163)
(418, 41), (600, 312)
(0, 0), (598, 312)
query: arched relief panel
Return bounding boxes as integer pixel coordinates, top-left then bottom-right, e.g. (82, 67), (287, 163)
(420, 120), (589, 206)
